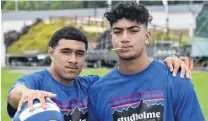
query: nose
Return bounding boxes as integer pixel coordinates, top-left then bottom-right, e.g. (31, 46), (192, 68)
(68, 53), (78, 64)
(121, 31), (130, 44)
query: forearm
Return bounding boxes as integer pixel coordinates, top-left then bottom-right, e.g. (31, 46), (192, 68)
(7, 85), (30, 109)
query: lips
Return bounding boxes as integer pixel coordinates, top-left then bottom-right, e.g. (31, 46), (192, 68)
(65, 66), (78, 70)
(120, 45), (133, 50)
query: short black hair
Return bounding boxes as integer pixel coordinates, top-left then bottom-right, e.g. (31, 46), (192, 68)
(104, 1), (153, 27)
(49, 26), (88, 50)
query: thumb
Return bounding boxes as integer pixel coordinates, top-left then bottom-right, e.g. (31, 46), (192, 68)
(44, 91), (56, 98)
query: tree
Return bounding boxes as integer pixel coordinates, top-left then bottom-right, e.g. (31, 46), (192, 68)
(83, 1), (107, 8)
(3, 1), (15, 11)
(1, 1), (7, 9)
(2, 1), (84, 11)
(2, 0), (205, 11)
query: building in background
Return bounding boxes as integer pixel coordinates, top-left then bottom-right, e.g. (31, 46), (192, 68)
(1, 3), (207, 67)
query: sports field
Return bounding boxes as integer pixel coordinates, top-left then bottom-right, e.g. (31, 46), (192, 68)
(1, 68), (208, 120)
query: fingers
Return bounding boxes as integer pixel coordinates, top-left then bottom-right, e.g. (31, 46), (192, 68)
(37, 91), (53, 109)
(17, 90), (56, 112)
(28, 99), (34, 110)
(180, 61), (192, 79)
(189, 71), (192, 79)
(46, 97), (55, 104)
(165, 55), (193, 79)
(180, 61), (186, 78)
(167, 55), (183, 77)
(178, 59), (192, 79)
(46, 97), (59, 109)
(17, 94), (30, 112)
(40, 91), (56, 109)
(39, 96), (47, 109)
(185, 69), (192, 79)
(164, 57), (174, 72)
(44, 91), (56, 98)
(172, 60), (180, 77)
(17, 98), (24, 112)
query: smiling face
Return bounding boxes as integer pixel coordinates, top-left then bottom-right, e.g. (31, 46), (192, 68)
(49, 39), (87, 81)
(111, 18), (151, 60)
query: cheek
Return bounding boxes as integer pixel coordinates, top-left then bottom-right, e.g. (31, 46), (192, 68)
(134, 34), (145, 43)
(79, 58), (85, 65)
(132, 38), (145, 50)
(54, 55), (67, 65)
(111, 37), (119, 46)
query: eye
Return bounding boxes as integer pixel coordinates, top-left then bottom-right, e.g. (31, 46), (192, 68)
(76, 52), (85, 56)
(61, 50), (70, 55)
(130, 29), (139, 33)
(113, 31), (122, 35)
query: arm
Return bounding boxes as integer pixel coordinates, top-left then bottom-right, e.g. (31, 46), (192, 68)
(7, 76), (56, 118)
(169, 75), (205, 121)
(7, 84), (31, 118)
(8, 84), (30, 111)
(7, 77), (37, 112)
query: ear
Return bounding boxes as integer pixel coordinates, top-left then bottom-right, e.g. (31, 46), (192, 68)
(48, 47), (54, 60)
(145, 30), (151, 45)
(86, 50), (88, 55)
(84, 50), (88, 60)
(110, 32), (113, 40)
(110, 32), (116, 48)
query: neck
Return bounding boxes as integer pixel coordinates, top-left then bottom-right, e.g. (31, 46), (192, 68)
(48, 67), (74, 86)
(118, 52), (152, 75)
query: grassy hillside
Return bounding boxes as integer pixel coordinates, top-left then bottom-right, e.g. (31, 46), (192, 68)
(7, 20), (107, 54)
(8, 22), (63, 54)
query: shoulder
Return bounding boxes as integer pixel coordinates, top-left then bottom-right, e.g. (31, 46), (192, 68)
(151, 59), (169, 72)
(168, 70), (193, 89)
(151, 59), (192, 87)
(74, 75), (101, 90)
(166, 69), (193, 100)
(78, 75), (101, 83)
(89, 67), (117, 93)
(142, 59), (169, 78)
(18, 70), (48, 81)
(9, 70), (49, 93)
(150, 57), (192, 91)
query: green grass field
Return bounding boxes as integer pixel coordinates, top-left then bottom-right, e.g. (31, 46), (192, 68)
(1, 68), (208, 120)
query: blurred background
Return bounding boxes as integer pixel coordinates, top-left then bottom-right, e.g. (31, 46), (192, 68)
(1, 0), (208, 120)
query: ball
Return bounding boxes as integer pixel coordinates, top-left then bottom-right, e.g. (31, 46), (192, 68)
(13, 99), (64, 121)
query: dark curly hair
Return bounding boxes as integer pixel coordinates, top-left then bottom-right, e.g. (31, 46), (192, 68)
(104, 1), (153, 27)
(49, 26), (88, 50)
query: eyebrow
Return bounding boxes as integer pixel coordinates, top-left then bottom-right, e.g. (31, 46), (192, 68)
(76, 50), (86, 53)
(60, 48), (85, 53)
(112, 26), (140, 30)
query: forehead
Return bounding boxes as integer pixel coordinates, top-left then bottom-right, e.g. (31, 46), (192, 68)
(56, 39), (86, 50)
(112, 18), (144, 29)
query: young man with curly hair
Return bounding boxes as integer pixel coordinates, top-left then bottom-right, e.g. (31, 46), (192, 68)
(88, 1), (205, 121)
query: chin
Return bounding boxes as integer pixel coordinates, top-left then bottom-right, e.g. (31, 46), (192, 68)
(65, 77), (76, 81)
(64, 74), (77, 81)
(120, 56), (136, 60)
(119, 54), (137, 60)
